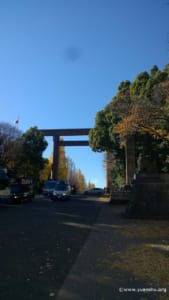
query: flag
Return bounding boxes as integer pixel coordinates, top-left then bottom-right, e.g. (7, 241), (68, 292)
(14, 118), (19, 125)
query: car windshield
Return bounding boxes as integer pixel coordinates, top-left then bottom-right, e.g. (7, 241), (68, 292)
(54, 184), (67, 191)
(44, 181), (56, 189)
(10, 185), (21, 193)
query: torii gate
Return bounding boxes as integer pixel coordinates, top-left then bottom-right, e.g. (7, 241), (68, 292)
(39, 128), (135, 187)
(39, 128), (91, 179)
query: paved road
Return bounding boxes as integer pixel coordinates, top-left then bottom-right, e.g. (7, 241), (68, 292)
(0, 195), (102, 300)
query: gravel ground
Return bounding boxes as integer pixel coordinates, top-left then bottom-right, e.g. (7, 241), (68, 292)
(108, 205), (169, 300)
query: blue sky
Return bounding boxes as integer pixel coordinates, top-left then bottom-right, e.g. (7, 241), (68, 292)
(0, 0), (168, 187)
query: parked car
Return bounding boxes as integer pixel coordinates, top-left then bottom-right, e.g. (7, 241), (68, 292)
(51, 183), (71, 200)
(0, 183), (34, 204)
(84, 187), (104, 196)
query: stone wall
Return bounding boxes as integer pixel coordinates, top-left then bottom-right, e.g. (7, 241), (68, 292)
(125, 173), (169, 219)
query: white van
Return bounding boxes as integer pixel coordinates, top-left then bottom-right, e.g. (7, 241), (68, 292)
(42, 180), (66, 197)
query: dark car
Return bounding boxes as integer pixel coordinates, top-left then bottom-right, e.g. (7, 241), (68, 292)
(0, 183), (34, 204)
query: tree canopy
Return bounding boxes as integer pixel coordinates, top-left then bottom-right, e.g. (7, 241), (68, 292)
(0, 123), (93, 192)
(115, 67), (169, 141)
(21, 126), (48, 181)
(89, 64), (169, 188)
(0, 122), (23, 172)
(0, 124), (48, 186)
(40, 143), (91, 193)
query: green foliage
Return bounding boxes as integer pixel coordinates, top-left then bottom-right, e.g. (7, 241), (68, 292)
(90, 64), (169, 188)
(0, 123), (91, 192)
(89, 110), (123, 153)
(118, 80), (131, 93)
(150, 65), (159, 77)
(135, 133), (169, 172)
(130, 72), (150, 97)
(89, 110), (112, 152)
(22, 127), (47, 159)
(109, 158), (126, 191)
(0, 122), (23, 172)
(0, 124), (49, 190)
(21, 126), (48, 183)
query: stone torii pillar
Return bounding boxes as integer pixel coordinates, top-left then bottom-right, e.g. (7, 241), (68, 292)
(39, 128), (91, 180)
(52, 135), (59, 179)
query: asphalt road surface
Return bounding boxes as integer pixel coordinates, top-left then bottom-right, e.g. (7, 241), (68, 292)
(0, 195), (102, 300)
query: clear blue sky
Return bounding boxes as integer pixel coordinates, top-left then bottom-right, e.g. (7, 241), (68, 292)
(0, 0), (168, 187)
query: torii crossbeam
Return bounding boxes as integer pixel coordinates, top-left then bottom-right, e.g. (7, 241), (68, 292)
(40, 128), (91, 179)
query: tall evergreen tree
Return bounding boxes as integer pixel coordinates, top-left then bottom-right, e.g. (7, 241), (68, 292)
(21, 126), (48, 183)
(89, 64), (169, 188)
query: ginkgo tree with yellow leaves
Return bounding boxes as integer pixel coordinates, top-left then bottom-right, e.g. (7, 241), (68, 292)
(40, 138), (67, 181)
(40, 137), (89, 192)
